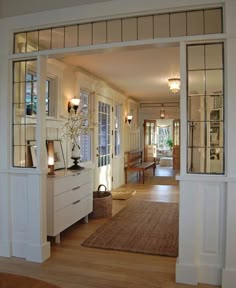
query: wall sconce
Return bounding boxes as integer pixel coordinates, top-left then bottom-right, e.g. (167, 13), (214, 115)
(168, 78), (180, 93)
(68, 97), (80, 113)
(47, 140), (55, 175)
(125, 115), (133, 125)
(160, 105), (165, 119)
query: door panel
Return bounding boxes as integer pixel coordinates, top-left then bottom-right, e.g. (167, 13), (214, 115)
(143, 120), (156, 161)
(94, 97), (112, 190)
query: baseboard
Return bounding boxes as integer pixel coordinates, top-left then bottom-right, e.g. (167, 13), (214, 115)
(176, 259), (222, 286)
(198, 265), (222, 285)
(0, 241), (11, 257)
(12, 240), (26, 258)
(222, 268), (236, 288)
(176, 259), (198, 285)
(11, 240), (50, 262)
(26, 241), (51, 263)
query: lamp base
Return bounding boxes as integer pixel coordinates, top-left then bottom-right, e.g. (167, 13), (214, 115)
(68, 157), (84, 170)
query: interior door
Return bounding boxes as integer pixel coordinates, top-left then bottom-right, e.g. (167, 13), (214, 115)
(173, 119), (180, 170)
(143, 120), (156, 161)
(94, 96), (112, 190)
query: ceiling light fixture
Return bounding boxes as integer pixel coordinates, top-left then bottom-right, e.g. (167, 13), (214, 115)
(160, 105), (165, 119)
(168, 78), (180, 93)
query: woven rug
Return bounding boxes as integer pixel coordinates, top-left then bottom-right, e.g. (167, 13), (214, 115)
(82, 201), (178, 257)
(0, 273), (60, 288)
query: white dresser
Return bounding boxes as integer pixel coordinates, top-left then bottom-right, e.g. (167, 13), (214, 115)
(47, 168), (93, 243)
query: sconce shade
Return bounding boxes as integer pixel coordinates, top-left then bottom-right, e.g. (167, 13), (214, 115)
(68, 97), (80, 113)
(126, 115), (133, 125)
(168, 78), (180, 93)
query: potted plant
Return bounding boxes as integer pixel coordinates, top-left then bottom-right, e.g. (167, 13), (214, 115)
(166, 138), (174, 150)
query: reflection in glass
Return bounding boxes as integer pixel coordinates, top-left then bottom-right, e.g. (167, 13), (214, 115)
(39, 29), (51, 50)
(206, 70), (223, 95)
(188, 71), (205, 95)
(27, 31), (38, 52)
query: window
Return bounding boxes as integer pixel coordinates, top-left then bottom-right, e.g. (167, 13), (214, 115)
(26, 72), (52, 116)
(13, 7), (223, 54)
(98, 101), (111, 167)
(114, 104), (121, 156)
(157, 125), (171, 151)
(13, 59), (37, 168)
(79, 90), (92, 162)
(187, 42), (224, 174)
(13, 60), (55, 168)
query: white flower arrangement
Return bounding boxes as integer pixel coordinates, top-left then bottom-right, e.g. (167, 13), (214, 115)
(62, 107), (96, 149)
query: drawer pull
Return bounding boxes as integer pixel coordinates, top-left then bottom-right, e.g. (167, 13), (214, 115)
(72, 172), (80, 176)
(73, 200), (80, 205)
(72, 186), (80, 191)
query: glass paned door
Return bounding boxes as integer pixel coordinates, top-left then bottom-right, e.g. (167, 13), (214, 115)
(95, 98), (112, 189)
(143, 120), (156, 161)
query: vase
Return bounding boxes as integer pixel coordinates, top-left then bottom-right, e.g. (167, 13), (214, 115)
(69, 143), (84, 170)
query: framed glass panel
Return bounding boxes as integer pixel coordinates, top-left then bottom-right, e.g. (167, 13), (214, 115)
(39, 29), (51, 50)
(154, 14), (170, 38)
(138, 16), (153, 40)
(14, 33), (26, 53)
(114, 104), (121, 156)
(187, 45), (205, 70)
(206, 70), (223, 95)
(187, 42), (224, 174)
(78, 23), (92, 46)
(107, 19), (121, 43)
(204, 8), (223, 34)
(205, 44), (223, 69)
(27, 31), (39, 52)
(98, 101), (111, 167)
(187, 10), (204, 36)
(93, 21), (106, 44)
(122, 18), (137, 42)
(170, 12), (186, 37)
(65, 25), (78, 47)
(52, 27), (65, 49)
(188, 71), (205, 96)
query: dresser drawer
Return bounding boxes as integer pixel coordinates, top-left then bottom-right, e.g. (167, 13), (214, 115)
(54, 195), (92, 235)
(54, 182), (92, 211)
(53, 169), (91, 196)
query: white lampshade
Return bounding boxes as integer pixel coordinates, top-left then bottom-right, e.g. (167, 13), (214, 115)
(71, 98), (80, 106)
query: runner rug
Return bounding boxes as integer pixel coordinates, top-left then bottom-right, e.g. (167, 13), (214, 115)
(82, 201), (178, 257)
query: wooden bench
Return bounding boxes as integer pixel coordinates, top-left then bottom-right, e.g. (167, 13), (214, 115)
(124, 150), (156, 184)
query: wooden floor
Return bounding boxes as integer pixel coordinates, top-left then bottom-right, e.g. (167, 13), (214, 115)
(0, 168), (219, 288)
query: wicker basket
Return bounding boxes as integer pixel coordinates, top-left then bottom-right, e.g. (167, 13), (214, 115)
(90, 184), (112, 219)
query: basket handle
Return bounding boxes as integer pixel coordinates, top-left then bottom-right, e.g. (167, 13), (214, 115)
(97, 184), (107, 192)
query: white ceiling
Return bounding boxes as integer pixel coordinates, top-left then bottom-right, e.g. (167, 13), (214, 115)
(59, 44), (180, 104)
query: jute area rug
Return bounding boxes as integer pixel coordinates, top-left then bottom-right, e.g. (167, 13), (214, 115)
(82, 201), (178, 257)
(0, 273), (60, 288)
